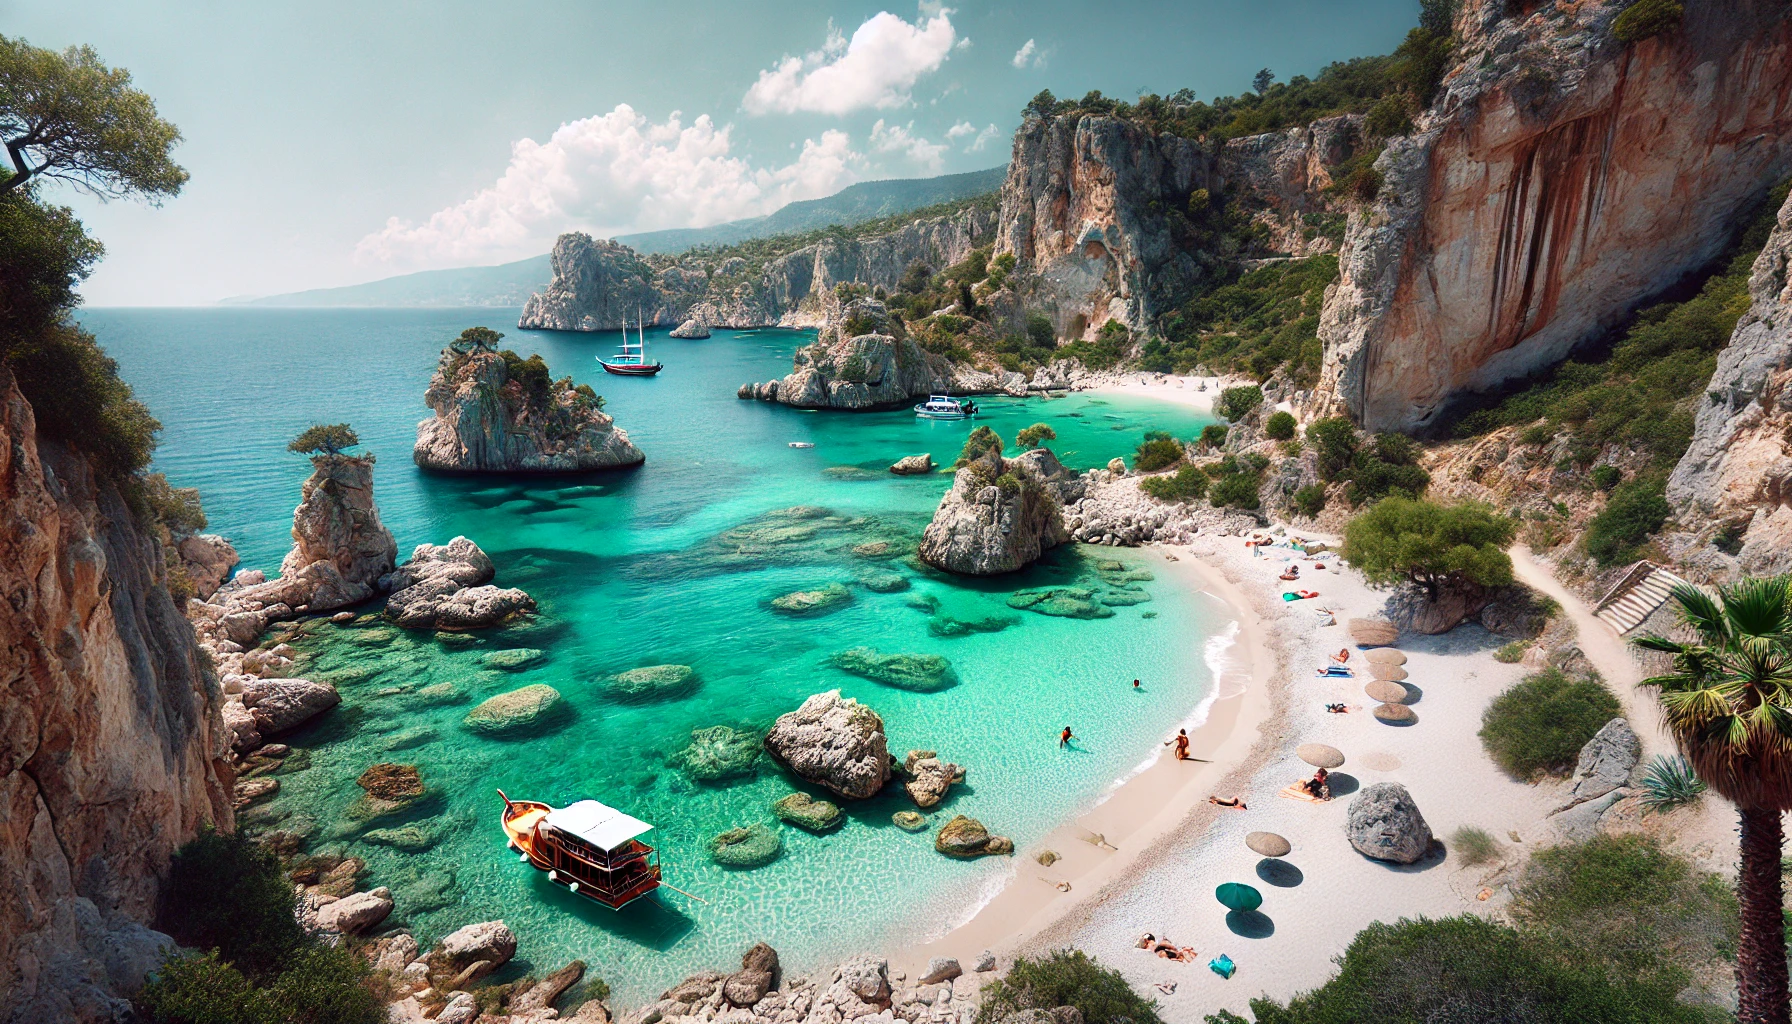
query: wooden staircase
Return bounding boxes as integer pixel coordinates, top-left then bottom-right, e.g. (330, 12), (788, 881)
(1592, 561), (1690, 636)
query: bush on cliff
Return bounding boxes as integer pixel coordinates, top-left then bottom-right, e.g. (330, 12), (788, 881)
(1479, 668), (1621, 778)
(139, 945), (385, 1024)
(157, 828), (304, 981)
(1207, 454), (1264, 510)
(1144, 254), (1336, 384)
(1264, 410), (1297, 440)
(1133, 433), (1184, 472)
(1344, 432), (1430, 505)
(1216, 385), (1263, 422)
(499, 348), (554, 408)
(1612, 0), (1685, 43)
(977, 949), (1162, 1024)
(1583, 476), (1671, 567)
(1342, 496), (1514, 597)
(1140, 464), (1208, 502)
(955, 426), (1003, 467)
(1017, 422), (1057, 449)
(288, 423), (360, 460)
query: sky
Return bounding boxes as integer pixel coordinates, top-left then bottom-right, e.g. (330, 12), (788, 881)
(9, 0), (1418, 305)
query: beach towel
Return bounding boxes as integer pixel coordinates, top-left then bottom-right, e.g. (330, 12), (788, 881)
(1209, 954), (1236, 979)
(1278, 782), (1330, 803)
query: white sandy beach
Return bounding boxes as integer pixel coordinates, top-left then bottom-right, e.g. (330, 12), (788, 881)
(890, 386), (1741, 1014)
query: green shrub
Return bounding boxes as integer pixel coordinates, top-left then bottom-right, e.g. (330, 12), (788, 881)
(1637, 754), (1706, 814)
(1216, 385), (1264, 421)
(1264, 410), (1297, 440)
(1612, 0), (1684, 43)
(1017, 423), (1056, 449)
(1244, 915), (1709, 1024)
(1344, 432), (1431, 505)
(1584, 477), (1670, 566)
(260, 946), (386, 1024)
(452, 325), (503, 353)
(838, 354), (869, 383)
(157, 828), (304, 982)
(140, 472), (206, 533)
(1590, 464), (1621, 491)
(1199, 424), (1228, 449)
(1306, 417), (1358, 481)
(1209, 468), (1262, 510)
(1479, 669), (1621, 778)
(572, 382), (605, 410)
(955, 426), (1004, 468)
(1493, 640), (1530, 663)
(843, 313), (881, 337)
(995, 472), (1022, 495)
(499, 349), (553, 407)
(11, 321), (161, 478)
(1451, 826), (1501, 866)
(976, 949), (1162, 1024)
(1140, 464), (1209, 502)
(1133, 437), (1184, 472)
(1292, 483), (1327, 517)
(0, 191), (104, 360)
(1342, 496), (1515, 595)
(138, 945), (385, 1024)
(1143, 256), (1336, 385)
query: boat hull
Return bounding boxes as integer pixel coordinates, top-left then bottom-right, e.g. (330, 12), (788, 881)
(601, 362), (663, 376)
(499, 796), (661, 910)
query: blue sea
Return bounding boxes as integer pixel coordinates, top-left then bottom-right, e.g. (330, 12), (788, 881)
(82, 307), (1227, 1001)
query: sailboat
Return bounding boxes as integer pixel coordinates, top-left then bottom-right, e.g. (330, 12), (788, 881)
(600, 311), (663, 376)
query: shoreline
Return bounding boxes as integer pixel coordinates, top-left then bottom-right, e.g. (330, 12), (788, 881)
(890, 539), (1283, 979)
(1089, 375), (1223, 417)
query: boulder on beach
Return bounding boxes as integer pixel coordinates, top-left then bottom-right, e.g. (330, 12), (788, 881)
(763, 691), (891, 800)
(829, 647), (957, 692)
(770, 583), (853, 614)
(935, 815), (1013, 858)
(890, 454), (935, 475)
(605, 663), (698, 701)
(462, 684), (565, 736)
(1564, 718), (1641, 807)
(1007, 587), (1113, 619)
(1346, 783), (1432, 864)
(773, 792), (843, 832)
(676, 725), (763, 781)
(709, 823), (783, 868)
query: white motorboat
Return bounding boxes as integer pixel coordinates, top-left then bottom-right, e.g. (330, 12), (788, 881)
(914, 395), (977, 420)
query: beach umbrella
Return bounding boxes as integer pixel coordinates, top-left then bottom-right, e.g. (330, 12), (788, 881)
(1366, 649), (1407, 666)
(1349, 619), (1400, 647)
(1297, 743), (1345, 769)
(1246, 831), (1291, 858)
(1370, 663), (1409, 681)
(1365, 680), (1408, 704)
(1374, 702), (1418, 724)
(1215, 882), (1263, 912)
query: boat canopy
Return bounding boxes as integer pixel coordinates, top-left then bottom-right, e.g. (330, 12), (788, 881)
(542, 800), (653, 852)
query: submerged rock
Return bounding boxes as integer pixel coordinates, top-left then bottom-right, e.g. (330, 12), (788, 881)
(480, 648), (546, 671)
(357, 763), (424, 801)
(676, 725), (763, 781)
(892, 811), (928, 832)
(858, 572), (910, 593)
(763, 691), (891, 799)
(773, 792), (844, 832)
(890, 454), (936, 475)
(829, 647), (957, 692)
(240, 678), (341, 735)
(1006, 587), (1113, 619)
(918, 447), (1086, 576)
(935, 815), (1013, 858)
(414, 345), (644, 472)
(362, 824), (439, 852)
(463, 684), (565, 736)
(605, 664), (698, 701)
(927, 613), (1019, 638)
(709, 823), (783, 868)
(770, 583), (853, 615)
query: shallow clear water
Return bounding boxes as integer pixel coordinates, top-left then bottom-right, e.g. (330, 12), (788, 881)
(83, 307), (1224, 998)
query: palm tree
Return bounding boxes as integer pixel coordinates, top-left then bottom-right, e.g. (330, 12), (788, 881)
(1634, 576), (1792, 1024)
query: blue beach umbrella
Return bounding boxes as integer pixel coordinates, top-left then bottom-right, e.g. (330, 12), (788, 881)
(1215, 882), (1263, 912)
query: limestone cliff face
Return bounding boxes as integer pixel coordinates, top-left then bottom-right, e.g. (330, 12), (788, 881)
(1317, 0), (1792, 432)
(0, 367), (235, 1023)
(918, 447), (1085, 575)
(517, 206), (994, 332)
(413, 349), (644, 472)
(992, 112), (1357, 341)
(1667, 189), (1792, 576)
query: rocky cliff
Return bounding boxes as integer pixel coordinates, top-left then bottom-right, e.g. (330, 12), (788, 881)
(414, 348), (644, 472)
(518, 205), (995, 332)
(1667, 188), (1792, 577)
(918, 446), (1085, 575)
(1316, 0), (1792, 432)
(0, 366), (236, 1023)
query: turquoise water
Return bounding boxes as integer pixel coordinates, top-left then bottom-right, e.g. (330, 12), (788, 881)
(83, 308), (1225, 1000)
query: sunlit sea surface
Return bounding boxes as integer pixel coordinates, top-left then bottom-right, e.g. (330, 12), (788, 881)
(83, 307), (1226, 1001)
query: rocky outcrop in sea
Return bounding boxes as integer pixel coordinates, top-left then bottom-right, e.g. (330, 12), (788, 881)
(763, 691), (892, 800)
(1316, 0), (1792, 432)
(918, 446), (1086, 575)
(519, 205), (994, 332)
(414, 346), (643, 473)
(382, 537), (537, 631)
(738, 298), (998, 410)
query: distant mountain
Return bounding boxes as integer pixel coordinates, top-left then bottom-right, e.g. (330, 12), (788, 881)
(240, 165), (1007, 308)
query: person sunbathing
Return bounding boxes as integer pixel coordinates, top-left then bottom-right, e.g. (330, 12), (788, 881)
(1330, 648), (1350, 663)
(1325, 703), (1349, 714)
(1316, 665), (1354, 676)
(1278, 570), (1300, 581)
(1209, 795), (1247, 809)
(1302, 768), (1332, 800)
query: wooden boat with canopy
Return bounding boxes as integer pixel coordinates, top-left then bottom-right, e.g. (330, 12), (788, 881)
(498, 790), (665, 910)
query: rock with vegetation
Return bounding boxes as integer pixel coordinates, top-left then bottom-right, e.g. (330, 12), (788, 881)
(919, 443), (1086, 575)
(1344, 497), (1515, 634)
(935, 815), (1014, 858)
(890, 453), (935, 475)
(676, 725), (763, 781)
(1346, 783), (1432, 864)
(605, 663), (698, 700)
(382, 536), (536, 631)
(414, 329), (643, 472)
(770, 583), (852, 614)
(763, 690), (892, 799)
(829, 647), (957, 692)
(772, 792), (843, 832)
(709, 823), (783, 868)
(743, 299), (960, 410)
(462, 684), (565, 736)
(893, 811), (928, 832)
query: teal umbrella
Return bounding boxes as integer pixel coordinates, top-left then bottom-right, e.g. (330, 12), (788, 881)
(1216, 882), (1263, 912)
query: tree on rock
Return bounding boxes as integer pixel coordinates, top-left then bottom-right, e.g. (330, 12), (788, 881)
(954, 425), (1003, 467)
(0, 35), (187, 200)
(450, 326), (503, 354)
(288, 423), (362, 460)
(1341, 496), (1514, 599)
(1016, 423), (1056, 449)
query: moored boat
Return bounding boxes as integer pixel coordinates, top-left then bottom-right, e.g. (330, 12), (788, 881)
(914, 395), (976, 420)
(498, 790), (663, 909)
(600, 314), (663, 376)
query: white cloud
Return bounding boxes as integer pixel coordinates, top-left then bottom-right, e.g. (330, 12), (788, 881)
(744, 11), (957, 115)
(870, 119), (948, 174)
(944, 121), (999, 153)
(968, 124), (1000, 152)
(355, 105), (861, 267)
(945, 121), (976, 142)
(1011, 38), (1036, 69)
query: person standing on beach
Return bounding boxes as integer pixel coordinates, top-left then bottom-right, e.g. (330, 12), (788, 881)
(1165, 729), (1190, 760)
(1060, 726), (1073, 748)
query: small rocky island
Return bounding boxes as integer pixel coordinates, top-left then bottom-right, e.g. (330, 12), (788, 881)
(918, 433), (1086, 575)
(414, 327), (644, 472)
(739, 298), (992, 410)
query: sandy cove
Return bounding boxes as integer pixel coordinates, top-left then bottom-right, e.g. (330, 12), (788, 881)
(894, 519), (1740, 1013)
